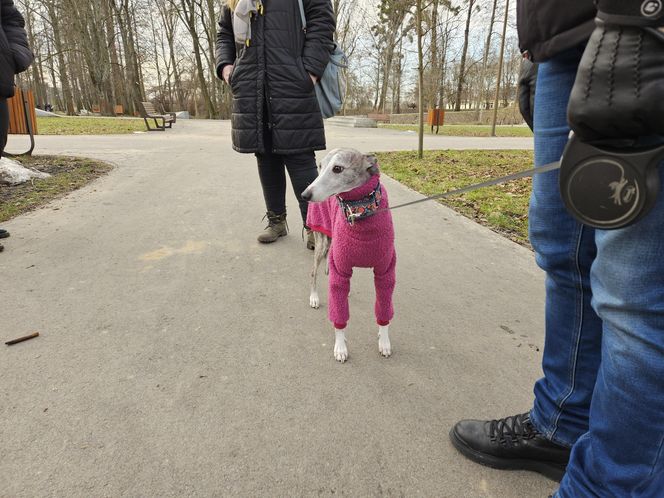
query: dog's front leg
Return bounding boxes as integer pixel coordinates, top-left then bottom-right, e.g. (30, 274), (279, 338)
(309, 262), (321, 309)
(334, 329), (348, 363)
(378, 325), (391, 358)
(309, 234), (326, 309)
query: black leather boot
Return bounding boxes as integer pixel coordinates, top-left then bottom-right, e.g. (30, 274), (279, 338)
(450, 412), (571, 482)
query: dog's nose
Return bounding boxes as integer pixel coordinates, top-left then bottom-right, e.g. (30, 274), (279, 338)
(301, 190), (312, 201)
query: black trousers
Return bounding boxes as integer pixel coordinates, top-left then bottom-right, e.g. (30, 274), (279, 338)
(1, 98), (7, 234)
(0, 99), (8, 156)
(255, 126), (318, 224)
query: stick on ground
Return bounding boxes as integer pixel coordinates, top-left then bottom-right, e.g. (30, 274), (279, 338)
(5, 332), (40, 346)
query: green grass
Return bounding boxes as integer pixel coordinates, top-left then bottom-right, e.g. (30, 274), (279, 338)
(376, 149), (535, 246)
(37, 116), (146, 135)
(0, 155), (113, 222)
(379, 123), (534, 138)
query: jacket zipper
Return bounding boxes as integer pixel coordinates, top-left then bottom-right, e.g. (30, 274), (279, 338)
(259, 5), (273, 134)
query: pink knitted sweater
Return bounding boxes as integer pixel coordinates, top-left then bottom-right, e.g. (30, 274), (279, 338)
(307, 174), (397, 329)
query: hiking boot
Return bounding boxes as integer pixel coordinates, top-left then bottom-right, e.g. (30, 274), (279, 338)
(257, 211), (288, 243)
(304, 227), (315, 250)
(0, 229), (9, 239)
(449, 412), (570, 482)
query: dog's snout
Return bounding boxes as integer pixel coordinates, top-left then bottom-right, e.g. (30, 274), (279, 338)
(301, 189), (312, 201)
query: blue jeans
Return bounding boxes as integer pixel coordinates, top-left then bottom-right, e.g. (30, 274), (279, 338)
(528, 49), (664, 497)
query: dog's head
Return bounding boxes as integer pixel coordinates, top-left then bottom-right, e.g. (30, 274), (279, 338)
(301, 148), (379, 202)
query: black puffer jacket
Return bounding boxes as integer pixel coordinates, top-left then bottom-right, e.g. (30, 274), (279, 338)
(216, 0), (335, 155)
(517, 0), (596, 62)
(0, 0), (33, 99)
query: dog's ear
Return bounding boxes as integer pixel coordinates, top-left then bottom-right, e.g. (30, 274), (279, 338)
(364, 154), (379, 175)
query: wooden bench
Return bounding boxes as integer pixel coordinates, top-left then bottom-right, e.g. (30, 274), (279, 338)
(139, 101), (176, 131)
(367, 113), (390, 123)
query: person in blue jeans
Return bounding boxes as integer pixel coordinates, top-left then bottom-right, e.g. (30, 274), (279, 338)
(450, 1), (664, 496)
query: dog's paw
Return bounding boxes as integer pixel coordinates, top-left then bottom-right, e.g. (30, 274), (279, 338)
(379, 340), (392, 358)
(334, 345), (348, 363)
(309, 291), (320, 309)
(378, 327), (391, 358)
(334, 330), (348, 363)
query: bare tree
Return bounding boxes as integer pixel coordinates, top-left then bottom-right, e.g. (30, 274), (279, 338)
(478, 0), (498, 116)
(454, 0), (475, 111)
(416, 0), (424, 158)
(491, 0), (509, 135)
(171, 0), (217, 119)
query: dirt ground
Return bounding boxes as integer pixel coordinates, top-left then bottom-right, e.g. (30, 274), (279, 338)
(0, 155), (112, 223)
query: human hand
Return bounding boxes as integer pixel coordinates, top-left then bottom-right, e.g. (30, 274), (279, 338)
(568, 0), (664, 142)
(222, 65), (233, 84)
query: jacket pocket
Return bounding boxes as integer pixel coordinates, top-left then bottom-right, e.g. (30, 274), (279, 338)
(297, 58), (315, 92)
(228, 63), (236, 89)
(229, 45), (249, 92)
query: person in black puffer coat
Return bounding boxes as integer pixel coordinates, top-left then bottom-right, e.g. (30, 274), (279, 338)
(216, 0), (335, 246)
(0, 0), (34, 253)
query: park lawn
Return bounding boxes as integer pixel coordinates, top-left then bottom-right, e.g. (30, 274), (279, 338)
(376, 149), (535, 246)
(379, 123), (533, 138)
(37, 116), (146, 135)
(0, 155), (113, 222)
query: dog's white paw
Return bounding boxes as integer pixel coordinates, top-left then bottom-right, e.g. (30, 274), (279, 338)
(378, 326), (391, 358)
(334, 329), (348, 363)
(309, 291), (320, 309)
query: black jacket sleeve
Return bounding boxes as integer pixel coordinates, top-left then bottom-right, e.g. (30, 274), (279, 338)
(1, 0), (33, 74)
(518, 59), (538, 131)
(301, 0), (335, 78)
(516, 0), (595, 62)
(215, 5), (236, 80)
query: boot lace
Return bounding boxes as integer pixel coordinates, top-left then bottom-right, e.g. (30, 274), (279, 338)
(488, 413), (538, 447)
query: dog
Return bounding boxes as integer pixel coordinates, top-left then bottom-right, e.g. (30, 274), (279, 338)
(301, 148), (396, 363)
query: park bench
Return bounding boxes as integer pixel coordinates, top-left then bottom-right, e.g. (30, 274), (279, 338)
(367, 113), (390, 123)
(139, 101), (176, 131)
(91, 104), (125, 116)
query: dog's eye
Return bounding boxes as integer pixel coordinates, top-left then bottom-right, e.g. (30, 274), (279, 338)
(332, 165), (344, 174)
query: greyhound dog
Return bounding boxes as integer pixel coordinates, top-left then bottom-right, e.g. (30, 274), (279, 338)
(301, 148), (397, 363)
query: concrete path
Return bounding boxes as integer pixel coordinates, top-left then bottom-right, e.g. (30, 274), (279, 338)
(1, 121), (554, 497)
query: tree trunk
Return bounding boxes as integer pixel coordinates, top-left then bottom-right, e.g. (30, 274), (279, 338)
(428, 0), (438, 110)
(177, 0), (217, 118)
(491, 0), (510, 136)
(417, 0), (424, 159)
(206, 0), (221, 109)
(45, 1), (76, 115)
(454, 0), (474, 112)
(64, 0), (116, 115)
(478, 0), (498, 118)
(23, 3), (46, 108)
(438, 8), (451, 109)
(102, 0), (125, 113)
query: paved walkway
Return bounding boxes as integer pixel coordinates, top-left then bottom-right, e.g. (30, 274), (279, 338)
(1, 121), (553, 497)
